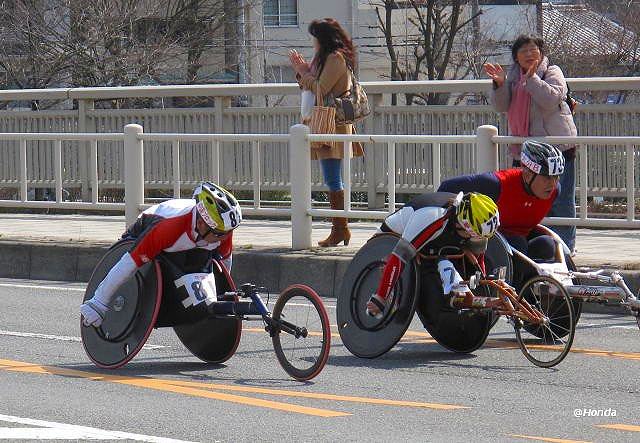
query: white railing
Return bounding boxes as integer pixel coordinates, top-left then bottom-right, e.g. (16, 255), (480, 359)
(2, 123), (639, 249)
(288, 125), (640, 249)
(0, 132), (124, 211)
(494, 134), (639, 228)
(2, 78), (640, 202)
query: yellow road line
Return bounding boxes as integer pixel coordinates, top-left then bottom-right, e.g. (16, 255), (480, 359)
(0, 359), (347, 417)
(507, 433), (592, 443)
(0, 358), (467, 414)
(596, 423), (640, 432)
(484, 339), (640, 361)
(163, 379), (467, 410)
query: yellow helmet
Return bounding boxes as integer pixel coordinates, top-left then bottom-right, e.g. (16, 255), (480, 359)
(456, 192), (499, 239)
(193, 182), (242, 233)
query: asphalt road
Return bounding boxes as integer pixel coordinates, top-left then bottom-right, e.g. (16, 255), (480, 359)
(0, 278), (639, 443)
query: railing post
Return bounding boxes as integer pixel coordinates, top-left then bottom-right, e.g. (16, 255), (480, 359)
(172, 140), (181, 198)
(476, 125), (499, 173)
(365, 93), (384, 208)
(19, 139), (27, 201)
(78, 99), (94, 201)
(124, 124), (144, 227)
(289, 124), (312, 249)
(627, 143), (635, 222)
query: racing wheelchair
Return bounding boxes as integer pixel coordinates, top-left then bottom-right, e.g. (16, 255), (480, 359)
(498, 225), (640, 336)
(80, 239), (331, 381)
(337, 233), (578, 368)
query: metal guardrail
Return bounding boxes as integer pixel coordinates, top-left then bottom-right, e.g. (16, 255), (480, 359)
(1, 123), (638, 250)
(2, 78), (640, 200)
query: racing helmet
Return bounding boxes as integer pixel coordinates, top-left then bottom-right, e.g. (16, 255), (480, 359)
(455, 192), (500, 239)
(521, 140), (565, 176)
(193, 182), (242, 233)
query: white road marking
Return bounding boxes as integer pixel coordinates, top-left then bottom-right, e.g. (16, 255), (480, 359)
(0, 330), (167, 350)
(0, 414), (198, 442)
(0, 282), (84, 292)
(0, 283), (337, 309)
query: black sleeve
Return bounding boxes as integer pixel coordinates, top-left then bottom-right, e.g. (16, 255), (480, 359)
(437, 173), (501, 201)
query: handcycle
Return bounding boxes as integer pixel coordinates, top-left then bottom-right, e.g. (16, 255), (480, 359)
(489, 225), (640, 336)
(337, 233), (576, 367)
(80, 239), (331, 381)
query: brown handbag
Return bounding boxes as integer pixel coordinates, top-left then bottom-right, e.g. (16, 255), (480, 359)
(330, 68), (371, 125)
(309, 83), (336, 149)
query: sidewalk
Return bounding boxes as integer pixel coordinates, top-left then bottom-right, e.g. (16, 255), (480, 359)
(1, 213), (640, 269)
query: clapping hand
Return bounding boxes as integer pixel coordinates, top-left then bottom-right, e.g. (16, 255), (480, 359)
(483, 63), (506, 88)
(525, 60), (539, 78)
(289, 49), (310, 76)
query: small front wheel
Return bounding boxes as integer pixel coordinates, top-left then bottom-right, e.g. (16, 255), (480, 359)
(515, 275), (575, 368)
(271, 285), (331, 381)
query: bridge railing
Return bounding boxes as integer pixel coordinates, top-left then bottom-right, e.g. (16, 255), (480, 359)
(1, 123), (638, 249)
(1, 78), (640, 203)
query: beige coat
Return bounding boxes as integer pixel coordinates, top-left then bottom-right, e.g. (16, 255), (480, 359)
(491, 56), (577, 151)
(298, 51), (365, 160)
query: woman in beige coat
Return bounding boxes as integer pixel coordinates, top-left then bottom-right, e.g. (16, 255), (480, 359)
(289, 18), (364, 247)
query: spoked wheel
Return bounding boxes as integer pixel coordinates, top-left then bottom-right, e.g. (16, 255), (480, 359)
(521, 254), (581, 340)
(514, 275), (575, 368)
(271, 285), (331, 381)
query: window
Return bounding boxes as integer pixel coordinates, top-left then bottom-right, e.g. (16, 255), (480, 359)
(264, 0), (298, 27)
(266, 65), (296, 83)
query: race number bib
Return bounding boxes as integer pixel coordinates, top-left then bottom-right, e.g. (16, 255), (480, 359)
(174, 273), (218, 308)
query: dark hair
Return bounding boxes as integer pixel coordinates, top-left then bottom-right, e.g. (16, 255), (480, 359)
(308, 18), (356, 74)
(511, 34), (545, 62)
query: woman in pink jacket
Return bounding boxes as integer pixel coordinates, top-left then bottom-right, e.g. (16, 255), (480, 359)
(484, 35), (578, 253)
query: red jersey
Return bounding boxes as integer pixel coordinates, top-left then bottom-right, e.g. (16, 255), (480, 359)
(494, 169), (556, 237)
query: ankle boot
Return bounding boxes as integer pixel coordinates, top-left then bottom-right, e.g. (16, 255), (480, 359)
(318, 190), (351, 247)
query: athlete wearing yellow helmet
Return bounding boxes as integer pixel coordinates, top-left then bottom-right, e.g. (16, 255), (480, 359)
(366, 191), (499, 319)
(81, 182), (242, 328)
(457, 192), (500, 239)
(193, 182), (242, 236)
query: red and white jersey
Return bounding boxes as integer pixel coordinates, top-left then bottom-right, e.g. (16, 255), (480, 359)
(128, 199), (233, 266)
(91, 199), (233, 306)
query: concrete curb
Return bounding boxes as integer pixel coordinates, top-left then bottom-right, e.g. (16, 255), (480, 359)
(1, 240), (637, 315)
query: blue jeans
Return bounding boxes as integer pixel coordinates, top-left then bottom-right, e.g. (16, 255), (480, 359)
(320, 159), (343, 192)
(548, 155), (576, 251)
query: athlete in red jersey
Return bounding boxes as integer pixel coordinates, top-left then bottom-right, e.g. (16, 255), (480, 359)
(80, 182), (242, 327)
(438, 140), (565, 259)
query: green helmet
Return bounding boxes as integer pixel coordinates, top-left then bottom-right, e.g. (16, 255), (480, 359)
(193, 182), (242, 233)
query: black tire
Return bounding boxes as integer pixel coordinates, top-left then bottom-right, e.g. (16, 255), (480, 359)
(272, 285), (331, 381)
(172, 261), (242, 364)
(515, 275), (575, 368)
(337, 234), (419, 359)
(415, 255), (492, 353)
(81, 239), (162, 369)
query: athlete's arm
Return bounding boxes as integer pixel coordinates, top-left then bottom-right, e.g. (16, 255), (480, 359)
(93, 217), (185, 305)
(437, 173), (501, 201)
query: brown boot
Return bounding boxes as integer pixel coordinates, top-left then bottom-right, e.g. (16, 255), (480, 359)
(318, 190), (351, 247)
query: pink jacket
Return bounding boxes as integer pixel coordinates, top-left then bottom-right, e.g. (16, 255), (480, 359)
(491, 57), (577, 151)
